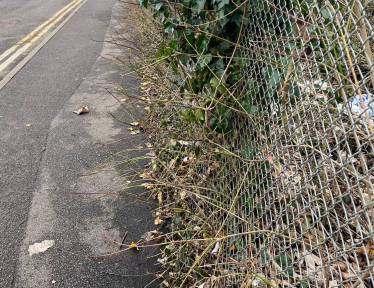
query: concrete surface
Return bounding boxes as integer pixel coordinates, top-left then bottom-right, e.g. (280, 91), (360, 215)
(0, 0), (158, 287)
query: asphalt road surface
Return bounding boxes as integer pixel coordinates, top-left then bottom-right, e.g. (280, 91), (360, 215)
(0, 0), (157, 287)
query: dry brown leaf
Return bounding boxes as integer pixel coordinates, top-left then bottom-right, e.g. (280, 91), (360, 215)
(145, 142), (153, 148)
(303, 251), (323, 266)
(140, 231), (157, 242)
(154, 217), (163, 225)
(168, 159), (176, 169)
(179, 190), (186, 200)
(341, 272), (352, 280)
(211, 162), (220, 169)
(130, 130), (140, 135)
(157, 192), (163, 204)
(141, 183), (154, 189)
(352, 262), (359, 271)
(74, 106), (89, 115)
(162, 280), (170, 287)
(338, 261), (347, 272)
(328, 281), (338, 288)
(303, 233), (315, 240)
(139, 172), (151, 179)
(267, 152), (281, 174)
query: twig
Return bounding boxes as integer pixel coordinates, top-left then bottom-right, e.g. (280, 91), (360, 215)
(119, 231), (128, 250)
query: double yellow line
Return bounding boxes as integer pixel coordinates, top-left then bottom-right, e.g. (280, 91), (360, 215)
(0, 0), (83, 73)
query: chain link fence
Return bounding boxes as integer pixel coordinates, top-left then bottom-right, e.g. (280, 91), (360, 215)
(231, 0), (374, 286)
(134, 0), (374, 286)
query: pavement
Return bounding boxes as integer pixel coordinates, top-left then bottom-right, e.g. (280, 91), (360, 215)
(0, 0), (158, 287)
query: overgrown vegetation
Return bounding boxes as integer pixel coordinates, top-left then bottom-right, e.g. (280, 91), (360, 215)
(112, 0), (374, 287)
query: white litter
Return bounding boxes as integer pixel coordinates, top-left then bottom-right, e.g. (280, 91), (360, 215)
(297, 80), (330, 94)
(338, 93), (374, 126)
(348, 93), (374, 116)
(28, 240), (55, 256)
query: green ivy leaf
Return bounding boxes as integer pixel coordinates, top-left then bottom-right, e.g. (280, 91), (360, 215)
(217, 10), (230, 27)
(139, 0), (148, 8)
(194, 109), (205, 121)
(216, 103), (227, 115)
(269, 69), (282, 89)
(195, 0), (206, 12)
(210, 77), (219, 89)
(164, 22), (173, 33)
(218, 0), (230, 9)
(178, 54), (190, 65)
(321, 7), (332, 19)
(155, 2), (163, 10)
(242, 103), (258, 115)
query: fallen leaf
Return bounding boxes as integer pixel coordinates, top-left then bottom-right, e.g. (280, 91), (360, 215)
(230, 243), (236, 250)
(352, 262), (358, 271)
(73, 106), (89, 115)
(130, 130), (140, 135)
(130, 122), (139, 126)
(157, 258), (167, 265)
(120, 98), (127, 102)
(212, 240), (222, 254)
(141, 232), (154, 242)
(162, 280), (170, 287)
(139, 172), (151, 179)
(137, 146), (143, 149)
(130, 241), (139, 250)
(328, 281), (338, 288)
(267, 152), (281, 174)
(145, 142), (153, 148)
(157, 192), (163, 204)
(128, 127), (133, 131)
(179, 190), (186, 200)
(338, 261), (347, 271)
(141, 183), (154, 189)
(25, 123), (31, 127)
(154, 217), (163, 225)
(211, 162), (220, 169)
(168, 159), (176, 168)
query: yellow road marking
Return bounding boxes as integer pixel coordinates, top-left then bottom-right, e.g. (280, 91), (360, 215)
(0, 0), (88, 91)
(0, 0), (83, 73)
(0, 0), (80, 63)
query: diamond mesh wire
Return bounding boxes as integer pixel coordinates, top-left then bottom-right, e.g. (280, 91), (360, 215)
(142, 0), (374, 286)
(231, 0), (374, 286)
